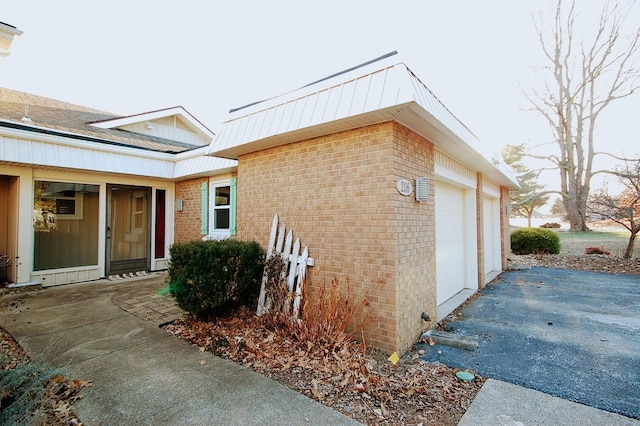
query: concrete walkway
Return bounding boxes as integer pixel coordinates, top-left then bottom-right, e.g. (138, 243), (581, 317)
(3, 272), (638, 425)
(1, 274), (359, 425)
(459, 379), (640, 425)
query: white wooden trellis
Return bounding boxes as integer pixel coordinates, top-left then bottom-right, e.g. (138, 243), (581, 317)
(256, 214), (314, 319)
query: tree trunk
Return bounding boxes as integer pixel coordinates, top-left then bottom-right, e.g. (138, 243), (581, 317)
(563, 191), (590, 232)
(624, 232), (637, 259)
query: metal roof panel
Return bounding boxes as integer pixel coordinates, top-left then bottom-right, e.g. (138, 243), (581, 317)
(206, 53), (517, 188)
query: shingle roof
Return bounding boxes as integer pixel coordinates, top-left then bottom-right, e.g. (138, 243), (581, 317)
(0, 87), (206, 153)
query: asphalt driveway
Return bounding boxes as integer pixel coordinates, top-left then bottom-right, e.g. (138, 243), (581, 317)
(420, 267), (640, 420)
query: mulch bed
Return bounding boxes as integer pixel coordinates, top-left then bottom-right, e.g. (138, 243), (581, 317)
(164, 308), (485, 425)
(509, 253), (640, 275)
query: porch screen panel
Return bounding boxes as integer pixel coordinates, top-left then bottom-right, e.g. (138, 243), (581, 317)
(33, 181), (99, 271)
(111, 189), (148, 262)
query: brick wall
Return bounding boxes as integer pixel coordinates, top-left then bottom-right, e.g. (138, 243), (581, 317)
(236, 122), (435, 353)
(174, 177), (207, 244)
(392, 125), (436, 352)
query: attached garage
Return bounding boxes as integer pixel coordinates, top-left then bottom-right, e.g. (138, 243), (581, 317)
(434, 150), (480, 319)
(435, 180), (470, 304)
(482, 182), (503, 282)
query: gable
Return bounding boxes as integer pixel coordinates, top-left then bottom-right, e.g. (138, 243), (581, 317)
(116, 115), (211, 146)
(89, 106), (214, 147)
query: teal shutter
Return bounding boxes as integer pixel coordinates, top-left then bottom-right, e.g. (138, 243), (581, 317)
(230, 177), (237, 236)
(201, 181), (208, 235)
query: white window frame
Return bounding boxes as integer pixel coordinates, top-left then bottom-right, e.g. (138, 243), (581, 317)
(206, 179), (231, 240)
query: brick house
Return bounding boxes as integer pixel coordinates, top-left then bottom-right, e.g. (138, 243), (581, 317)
(1, 51), (518, 354)
(191, 52), (518, 353)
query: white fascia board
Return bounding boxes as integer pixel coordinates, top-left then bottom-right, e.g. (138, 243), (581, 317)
(0, 23), (23, 36)
(0, 122), (175, 160)
(89, 107), (214, 141)
(173, 145), (237, 179)
(209, 63), (413, 158)
(2, 124), (238, 181)
(173, 155), (237, 180)
(1, 124), (176, 178)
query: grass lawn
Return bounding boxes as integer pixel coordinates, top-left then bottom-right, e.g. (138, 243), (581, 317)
(556, 230), (635, 257)
(511, 221), (638, 258)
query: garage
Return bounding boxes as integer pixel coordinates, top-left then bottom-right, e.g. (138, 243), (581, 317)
(435, 180), (476, 305)
(483, 194), (502, 281)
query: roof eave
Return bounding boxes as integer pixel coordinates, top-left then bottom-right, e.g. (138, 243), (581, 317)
(208, 103), (411, 160)
(173, 146), (238, 180)
(0, 22), (22, 36)
(209, 102), (519, 189)
(396, 103), (519, 189)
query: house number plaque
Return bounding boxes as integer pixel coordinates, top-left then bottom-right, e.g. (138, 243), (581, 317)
(396, 179), (413, 196)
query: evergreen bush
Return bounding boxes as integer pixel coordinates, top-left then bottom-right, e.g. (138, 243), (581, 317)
(168, 239), (264, 318)
(511, 228), (561, 255)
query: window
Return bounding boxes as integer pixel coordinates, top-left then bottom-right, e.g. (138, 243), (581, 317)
(33, 181), (99, 270)
(214, 185), (230, 230)
(206, 178), (236, 240)
(35, 183), (84, 220)
(133, 191), (145, 231)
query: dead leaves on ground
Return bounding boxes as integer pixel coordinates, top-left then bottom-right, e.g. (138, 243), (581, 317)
(41, 375), (92, 424)
(164, 307), (484, 425)
(1, 327), (91, 425)
(510, 254), (640, 275)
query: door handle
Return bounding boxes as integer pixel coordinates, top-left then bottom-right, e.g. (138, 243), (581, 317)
(106, 226), (111, 239)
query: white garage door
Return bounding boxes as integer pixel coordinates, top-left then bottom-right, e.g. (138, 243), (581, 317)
(435, 181), (467, 305)
(483, 196), (502, 278)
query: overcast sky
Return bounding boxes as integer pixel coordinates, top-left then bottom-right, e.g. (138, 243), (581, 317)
(2, 1), (640, 190)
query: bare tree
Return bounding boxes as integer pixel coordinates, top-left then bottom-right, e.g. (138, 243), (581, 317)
(588, 159), (640, 258)
(526, 0), (640, 231)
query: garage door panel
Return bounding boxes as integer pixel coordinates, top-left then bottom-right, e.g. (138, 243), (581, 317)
(435, 182), (466, 304)
(483, 197), (501, 276)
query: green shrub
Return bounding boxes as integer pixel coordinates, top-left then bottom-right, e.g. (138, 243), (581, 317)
(168, 239), (264, 318)
(511, 228), (561, 255)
